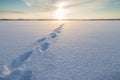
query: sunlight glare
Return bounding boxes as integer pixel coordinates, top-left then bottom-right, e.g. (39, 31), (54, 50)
(55, 2), (68, 21)
(55, 7), (64, 21)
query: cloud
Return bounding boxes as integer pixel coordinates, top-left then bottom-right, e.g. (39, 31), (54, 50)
(23, 0), (101, 11)
(23, 0), (34, 7)
(23, 0), (120, 12)
(24, 0), (58, 11)
(0, 10), (25, 14)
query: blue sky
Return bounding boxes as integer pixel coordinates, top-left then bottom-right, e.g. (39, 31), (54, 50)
(0, 0), (120, 19)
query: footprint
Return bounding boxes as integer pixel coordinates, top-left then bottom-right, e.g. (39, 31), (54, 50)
(56, 30), (60, 33)
(36, 37), (46, 43)
(19, 69), (32, 80)
(40, 42), (50, 51)
(50, 33), (57, 39)
(6, 69), (24, 80)
(34, 23), (64, 46)
(10, 51), (33, 69)
(0, 65), (10, 78)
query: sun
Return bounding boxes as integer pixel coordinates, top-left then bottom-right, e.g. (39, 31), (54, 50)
(55, 7), (65, 21)
(55, 2), (68, 21)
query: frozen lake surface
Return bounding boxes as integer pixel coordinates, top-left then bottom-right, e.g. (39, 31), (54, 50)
(0, 21), (120, 80)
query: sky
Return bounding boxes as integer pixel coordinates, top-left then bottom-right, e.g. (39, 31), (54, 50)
(0, 0), (120, 19)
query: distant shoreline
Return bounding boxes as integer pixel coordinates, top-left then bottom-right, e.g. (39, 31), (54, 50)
(0, 19), (120, 21)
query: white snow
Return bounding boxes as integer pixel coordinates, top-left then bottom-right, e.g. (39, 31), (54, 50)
(0, 21), (120, 80)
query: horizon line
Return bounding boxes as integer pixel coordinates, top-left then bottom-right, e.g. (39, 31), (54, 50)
(0, 18), (120, 21)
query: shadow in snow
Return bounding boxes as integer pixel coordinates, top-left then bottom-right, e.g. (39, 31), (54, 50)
(0, 23), (64, 80)
(19, 70), (32, 80)
(10, 51), (33, 69)
(40, 42), (50, 51)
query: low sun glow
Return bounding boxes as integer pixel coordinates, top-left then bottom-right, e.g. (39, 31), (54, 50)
(55, 7), (64, 21)
(55, 2), (68, 21)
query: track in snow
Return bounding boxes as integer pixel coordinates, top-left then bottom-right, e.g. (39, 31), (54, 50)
(0, 23), (64, 80)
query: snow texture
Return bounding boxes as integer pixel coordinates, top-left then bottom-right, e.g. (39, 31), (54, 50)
(0, 21), (120, 80)
(0, 23), (64, 80)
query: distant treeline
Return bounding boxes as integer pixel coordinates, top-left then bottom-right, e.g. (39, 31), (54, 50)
(0, 19), (120, 21)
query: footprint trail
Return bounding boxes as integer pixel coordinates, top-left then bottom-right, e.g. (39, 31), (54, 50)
(0, 23), (64, 80)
